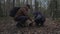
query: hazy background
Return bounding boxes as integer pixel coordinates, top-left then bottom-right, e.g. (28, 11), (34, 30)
(0, 0), (60, 20)
(0, 0), (60, 34)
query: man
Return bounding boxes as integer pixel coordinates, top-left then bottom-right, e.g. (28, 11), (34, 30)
(15, 4), (34, 28)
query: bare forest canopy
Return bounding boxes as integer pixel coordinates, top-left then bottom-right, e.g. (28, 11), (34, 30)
(0, 0), (60, 20)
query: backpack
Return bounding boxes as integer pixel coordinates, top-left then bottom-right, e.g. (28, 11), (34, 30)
(9, 7), (20, 17)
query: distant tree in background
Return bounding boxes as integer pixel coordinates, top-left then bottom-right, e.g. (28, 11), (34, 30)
(0, 0), (60, 20)
(35, 0), (39, 11)
(0, 0), (3, 17)
(48, 0), (57, 20)
(13, 0), (15, 7)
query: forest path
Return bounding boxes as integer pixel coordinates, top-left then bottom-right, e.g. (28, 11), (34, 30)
(0, 17), (60, 34)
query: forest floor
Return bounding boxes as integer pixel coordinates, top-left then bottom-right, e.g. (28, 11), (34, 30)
(0, 17), (60, 34)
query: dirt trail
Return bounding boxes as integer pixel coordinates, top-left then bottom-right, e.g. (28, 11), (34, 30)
(0, 17), (60, 34)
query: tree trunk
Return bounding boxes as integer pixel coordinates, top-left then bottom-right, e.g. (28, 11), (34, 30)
(4, 0), (6, 17)
(13, 0), (15, 7)
(0, 0), (3, 17)
(35, 0), (39, 11)
(48, 0), (57, 20)
(15, 0), (20, 7)
(6, 0), (11, 16)
(26, 0), (28, 4)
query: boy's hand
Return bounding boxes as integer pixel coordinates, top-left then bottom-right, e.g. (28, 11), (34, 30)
(31, 20), (35, 24)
